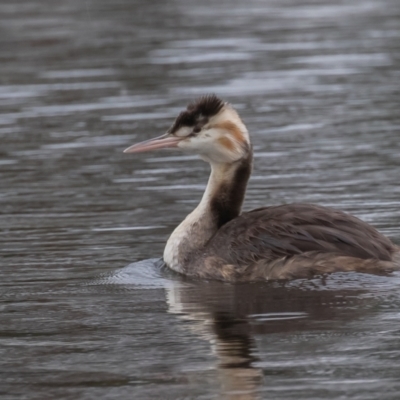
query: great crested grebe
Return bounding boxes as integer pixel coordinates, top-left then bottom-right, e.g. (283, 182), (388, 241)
(124, 95), (400, 281)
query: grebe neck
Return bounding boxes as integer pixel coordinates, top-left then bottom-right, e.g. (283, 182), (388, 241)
(163, 152), (252, 274)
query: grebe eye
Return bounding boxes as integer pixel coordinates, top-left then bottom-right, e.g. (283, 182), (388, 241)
(193, 126), (201, 134)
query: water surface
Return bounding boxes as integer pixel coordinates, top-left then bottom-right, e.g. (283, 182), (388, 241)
(1, 0), (400, 398)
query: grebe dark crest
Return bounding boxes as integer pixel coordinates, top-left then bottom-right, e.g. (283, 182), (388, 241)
(124, 95), (400, 281)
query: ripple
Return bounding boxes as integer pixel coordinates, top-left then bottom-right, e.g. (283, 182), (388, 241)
(92, 226), (164, 232)
(250, 312), (308, 322)
(40, 68), (118, 79)
(92, 258), (174, 288)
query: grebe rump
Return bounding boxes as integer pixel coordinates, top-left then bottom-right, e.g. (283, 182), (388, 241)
(124, 95), (400, 281)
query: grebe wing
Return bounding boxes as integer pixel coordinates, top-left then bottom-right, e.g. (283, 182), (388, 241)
(207, 203), (395, 265)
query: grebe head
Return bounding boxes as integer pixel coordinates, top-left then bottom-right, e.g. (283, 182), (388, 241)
(124, 95), (250, 164)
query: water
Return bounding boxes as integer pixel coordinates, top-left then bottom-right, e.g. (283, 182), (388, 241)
(1, 0), (400, 398)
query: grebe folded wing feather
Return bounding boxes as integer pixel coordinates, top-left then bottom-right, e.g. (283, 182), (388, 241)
(205, 203), (394, 265)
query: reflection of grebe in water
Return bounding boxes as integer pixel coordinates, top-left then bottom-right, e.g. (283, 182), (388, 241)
(165, 277), (378, 399)
(166, 281), (263, 400)
(124, 95), (400, 281)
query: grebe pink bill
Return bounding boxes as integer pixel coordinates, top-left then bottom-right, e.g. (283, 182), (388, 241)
(123, 95), (400, 282)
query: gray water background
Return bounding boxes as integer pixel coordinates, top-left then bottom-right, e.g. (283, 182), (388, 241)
(1, 0), (400, 398)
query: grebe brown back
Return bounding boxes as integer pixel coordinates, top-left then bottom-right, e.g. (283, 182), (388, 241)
(124, 95), (400, 281)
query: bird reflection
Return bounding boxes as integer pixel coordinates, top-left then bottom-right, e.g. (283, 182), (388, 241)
(166, 275), (374, 399)
(211, 311), (262, 400)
